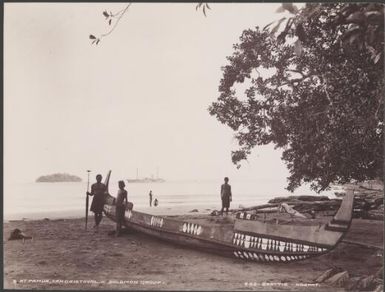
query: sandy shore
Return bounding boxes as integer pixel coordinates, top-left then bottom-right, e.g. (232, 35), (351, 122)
(4, 214), (383, 291)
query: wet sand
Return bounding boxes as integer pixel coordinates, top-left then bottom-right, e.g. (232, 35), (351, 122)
(3, 215), (383, 291)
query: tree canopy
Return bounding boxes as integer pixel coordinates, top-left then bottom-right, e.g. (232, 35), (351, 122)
(209, 3), (384, 192)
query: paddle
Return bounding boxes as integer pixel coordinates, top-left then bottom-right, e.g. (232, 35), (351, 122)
(85, 170), (91, 230)
(104, 170), (111, 194)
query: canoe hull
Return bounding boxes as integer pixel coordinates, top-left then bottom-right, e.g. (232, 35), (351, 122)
(103, 203), (347, 263)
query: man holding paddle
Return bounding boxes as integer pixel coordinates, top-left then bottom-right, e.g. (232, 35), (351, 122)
(87, 174), (107, 232)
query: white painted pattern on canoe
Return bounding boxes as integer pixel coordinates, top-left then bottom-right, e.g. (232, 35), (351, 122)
(274, 255), (279, 261)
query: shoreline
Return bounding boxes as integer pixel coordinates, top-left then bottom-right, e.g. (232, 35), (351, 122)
(4, 204), (217, 223)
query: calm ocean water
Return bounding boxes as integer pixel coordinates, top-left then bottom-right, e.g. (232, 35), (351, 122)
(4, 179), (335, 220)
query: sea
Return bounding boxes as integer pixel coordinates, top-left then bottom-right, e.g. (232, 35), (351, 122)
(4, 179), (337, 221)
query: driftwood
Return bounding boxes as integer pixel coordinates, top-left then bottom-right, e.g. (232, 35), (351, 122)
(316, 266), (384, 291)
(233, 203), (279, 212)
(367, 210), (384, 220)
(268, 195), (330, 204)
(359, 185), (384, 191)
(236, 200), (340, 214)
(325, 271), (350, 287)
(255, 208), (278, 214)
(315, 267), (343, 283)
(236, 200), (339, 211)
(236, 191), (383, 220)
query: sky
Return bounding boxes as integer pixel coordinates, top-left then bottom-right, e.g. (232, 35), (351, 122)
(4, 3), (296, 184)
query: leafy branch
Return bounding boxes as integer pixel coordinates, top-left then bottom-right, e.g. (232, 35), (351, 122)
(89, 3), (132, 45)
(89, 3), (212, 45)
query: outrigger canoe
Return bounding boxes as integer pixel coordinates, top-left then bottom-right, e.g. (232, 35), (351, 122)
(102, 171), (354, 263)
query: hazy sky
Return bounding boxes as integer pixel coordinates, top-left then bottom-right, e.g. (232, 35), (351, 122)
(5, 3), (295, 183)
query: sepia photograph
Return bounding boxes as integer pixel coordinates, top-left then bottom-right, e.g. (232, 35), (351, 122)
(3, 2), (384, 291)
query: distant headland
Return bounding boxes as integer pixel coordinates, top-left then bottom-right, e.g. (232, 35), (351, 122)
(36, 173), (82, 183)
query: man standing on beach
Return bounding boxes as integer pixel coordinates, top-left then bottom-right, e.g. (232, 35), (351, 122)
(149, 190), (153, 207)
(87, 174), (106, 231)
(116, 181), (128, 237)
(220, 177), (232, 215)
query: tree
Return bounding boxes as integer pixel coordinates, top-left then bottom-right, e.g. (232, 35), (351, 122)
(209, 3), (384, 192)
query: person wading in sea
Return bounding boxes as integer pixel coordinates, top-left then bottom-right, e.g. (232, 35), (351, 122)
(87, 174), (106, 232)
(149, 190), (153, 207)
(220, 177), (232, 215)
(116, 180), (128, 237)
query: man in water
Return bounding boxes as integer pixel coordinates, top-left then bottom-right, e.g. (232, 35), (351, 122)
(220, 177), (232, 215)
(116, 180), (128, 237)
(149, 190), (153, 207)
(87, 174), (106, 231)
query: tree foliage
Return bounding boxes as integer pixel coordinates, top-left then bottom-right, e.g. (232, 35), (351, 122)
(209, 3), (384, 192)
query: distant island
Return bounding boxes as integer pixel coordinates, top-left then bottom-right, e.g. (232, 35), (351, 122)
(36, 173), (82, 183)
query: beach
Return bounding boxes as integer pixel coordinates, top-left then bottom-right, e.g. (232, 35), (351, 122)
(4, 215), (383, 291)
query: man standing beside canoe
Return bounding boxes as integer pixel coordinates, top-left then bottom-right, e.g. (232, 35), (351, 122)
(87, 174), (106, 231)
(220, 177), (232, 215)
(116, 180), (128, 237)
